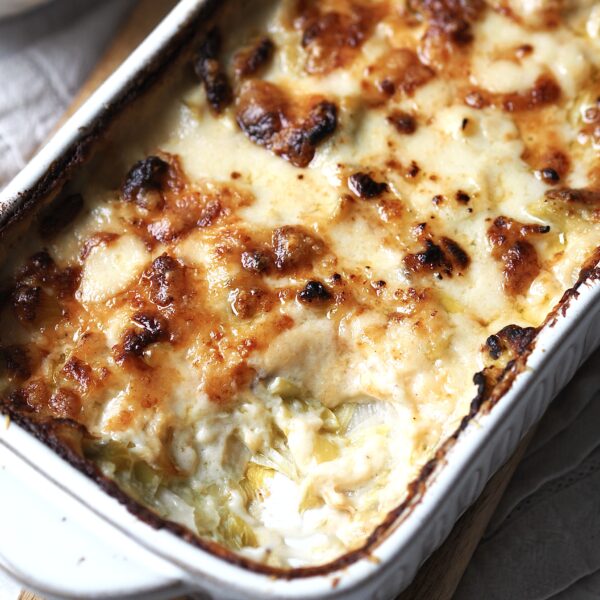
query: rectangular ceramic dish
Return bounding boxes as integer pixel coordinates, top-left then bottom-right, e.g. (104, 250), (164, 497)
(1, 1), (599, 598)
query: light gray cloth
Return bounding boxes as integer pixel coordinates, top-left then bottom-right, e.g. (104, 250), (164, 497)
(1, 2), (599, 599)
(456, 351), (600, 600)
(0, 0), (133, 593)
(0, 0), (135, 188)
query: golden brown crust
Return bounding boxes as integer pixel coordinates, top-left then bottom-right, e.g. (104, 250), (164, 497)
(523, 148), (569, 185)
(0, 0), (599, 577)
(62, 357), (93, 393)
(233, 37), (275, 79)
(348, 172), (389, 198)
(271, 225), (325, 271)
(294, 0), (388, 74)
(487, 216), (550, 296)
(48, 387), (82, 420)
(144, 254), (187, 308)
(235, 80), (338, 167)
(387, 110), (418, 135)
(485, 323), (537, 360)
(545, 188), (600, 205)
(404, 236), (470, 277)
(122, 156), (170, 204)
(410, 0), (485, 66)
(362, 48), (434, 103)
(465, 74), (561, 112)
(194, 27), (233, 113)
(409, 0), (485, 45)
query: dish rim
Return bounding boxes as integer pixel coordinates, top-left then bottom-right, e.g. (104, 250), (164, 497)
(0, 0), (599, 594)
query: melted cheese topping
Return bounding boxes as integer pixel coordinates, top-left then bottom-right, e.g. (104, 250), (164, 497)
(1, 0), (600, 568)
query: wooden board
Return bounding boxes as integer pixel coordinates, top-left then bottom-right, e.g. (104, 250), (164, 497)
(18, 1), (534, 597)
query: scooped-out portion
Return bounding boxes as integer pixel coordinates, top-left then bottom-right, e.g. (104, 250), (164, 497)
(1, 0), (600, 568)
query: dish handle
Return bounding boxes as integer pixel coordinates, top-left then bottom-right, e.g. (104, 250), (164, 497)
(0, 439), (192, 600)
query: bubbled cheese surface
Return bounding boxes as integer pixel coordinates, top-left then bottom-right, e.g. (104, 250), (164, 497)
(1, 0), (600, 568)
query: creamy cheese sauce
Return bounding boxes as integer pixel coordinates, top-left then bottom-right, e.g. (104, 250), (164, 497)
(1, 0), (600, 568)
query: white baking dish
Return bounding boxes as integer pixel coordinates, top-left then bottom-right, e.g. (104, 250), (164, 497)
(0, 1), (599, 598)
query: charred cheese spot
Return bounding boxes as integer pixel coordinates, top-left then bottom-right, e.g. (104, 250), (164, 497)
(465, 74), (561, 112)
(4, 253), (75, 329)
(53, 267), (81, 300)
(440, 236), (470, 270)
(455, 190), (470, 204)
(487, 216), (550, 296)
(13, 252), (80, 310)
(233, 37), (275, 78)
(348, 172), (388, 198)
(144, 254), (186, 308)
(500, 75), (561, 112)
(297, 280), (333, 303)
(294, 0), (386, 74)
(545, 187), (600, 205)
(194, 27), (233, 114)
(197, 200), (222, 228)
(15, 379), (50, 413)
(388, 110), (418, 134)
(62, 357), (93, 393)
(525, 149), (570, 185)
(118, 312), (169, 362)
(18, 250), (55, 279)
(135, 163), (251, 244)
(122, 156), (170, 204)
(538, 167), (560, 184)
(410, 0), (485, 66)
(404, 235), (470, 277)
(240, 250), (271, 274)
(409, 0), (485, 45)
(271, 225), (324, 271)
(363, 49), (434, 103)
(485, 324), (537, 359)
(235, 80), (337, 167)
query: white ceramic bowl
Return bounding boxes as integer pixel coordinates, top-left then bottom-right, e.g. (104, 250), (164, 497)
(0, 1), (599, 598)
